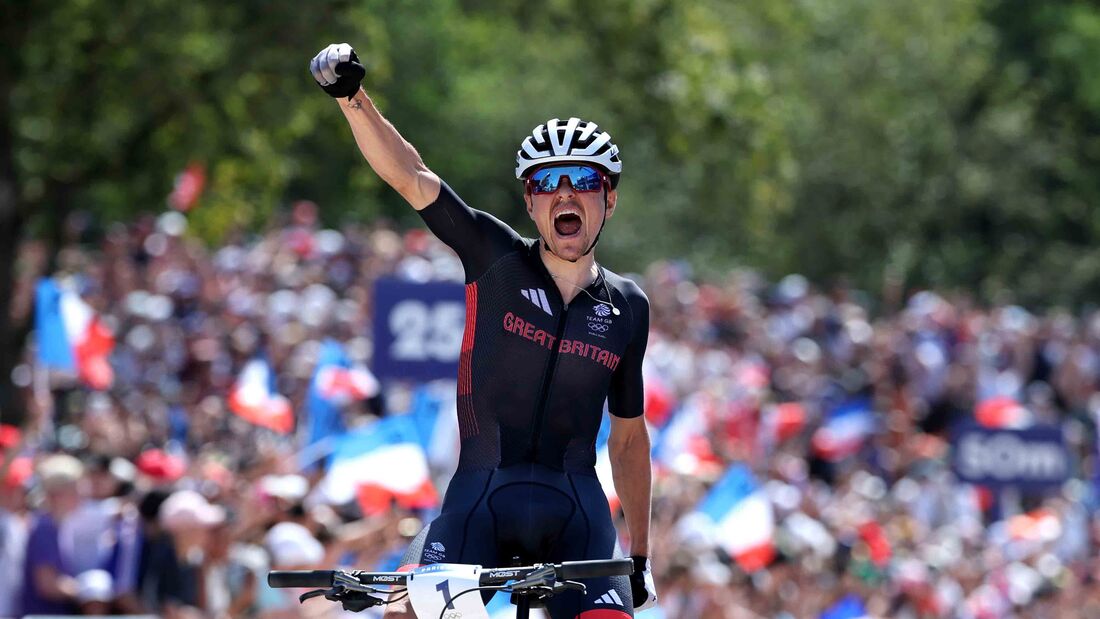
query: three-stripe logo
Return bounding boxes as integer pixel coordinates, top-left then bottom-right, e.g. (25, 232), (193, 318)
(594, 589), (624, 606)
(520, 288), (553, 316)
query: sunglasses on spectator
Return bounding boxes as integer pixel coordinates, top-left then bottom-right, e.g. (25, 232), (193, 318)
(526, 165), (608, 195)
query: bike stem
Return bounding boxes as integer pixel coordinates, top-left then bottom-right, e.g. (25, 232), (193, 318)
(515, 594), (532, 619)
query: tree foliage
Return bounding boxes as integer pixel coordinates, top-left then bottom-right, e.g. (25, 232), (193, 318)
(6, 0), (1100, 306)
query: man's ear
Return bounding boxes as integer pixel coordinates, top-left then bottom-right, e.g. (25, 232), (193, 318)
(604, 189), (618, 220)
(525, 192), (535, 220)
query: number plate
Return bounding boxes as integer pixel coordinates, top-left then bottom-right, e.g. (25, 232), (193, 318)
(408, 563), (490, 619)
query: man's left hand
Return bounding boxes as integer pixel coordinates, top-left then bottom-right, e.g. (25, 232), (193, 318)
(630, 556), (658, 611)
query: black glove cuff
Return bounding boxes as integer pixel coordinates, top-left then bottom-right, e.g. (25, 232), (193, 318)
(630, 555), (649, 574)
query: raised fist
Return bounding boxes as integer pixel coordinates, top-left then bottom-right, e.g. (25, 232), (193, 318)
(309, 43), (365, 100)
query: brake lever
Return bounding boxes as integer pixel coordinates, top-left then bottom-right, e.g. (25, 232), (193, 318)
(554, 580), (586, 594)
(299, 589), (329, 603)
(297, 584), (387, 612)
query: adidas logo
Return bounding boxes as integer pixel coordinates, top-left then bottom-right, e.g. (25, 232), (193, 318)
(521, 288), (553, 316)
(594, 589), (624, 606)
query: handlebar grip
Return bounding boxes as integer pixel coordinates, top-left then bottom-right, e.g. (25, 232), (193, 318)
(559, 559), (634, 579)
(267, 570), (335, 588)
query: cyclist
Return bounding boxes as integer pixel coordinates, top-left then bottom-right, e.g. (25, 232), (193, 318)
(310, 43), (658, 619)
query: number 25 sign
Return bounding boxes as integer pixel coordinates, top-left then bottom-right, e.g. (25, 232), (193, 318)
(372, 278), (466, 381)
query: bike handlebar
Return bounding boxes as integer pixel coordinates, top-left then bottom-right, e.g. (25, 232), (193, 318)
(555, 559), (634, 580)
(268, 558), (633, 589)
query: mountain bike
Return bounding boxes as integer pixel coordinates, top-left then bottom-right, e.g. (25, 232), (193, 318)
(268, 558), (633, 619)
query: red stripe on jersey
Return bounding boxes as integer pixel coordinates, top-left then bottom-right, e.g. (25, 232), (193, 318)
(458, 283), (479, 438)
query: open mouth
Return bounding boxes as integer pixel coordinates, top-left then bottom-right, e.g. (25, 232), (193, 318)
(553, 209), (583, 237)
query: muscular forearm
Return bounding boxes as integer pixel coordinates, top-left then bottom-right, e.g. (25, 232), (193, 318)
(610, 430), (652, 556)
(339, 89), (439, 208)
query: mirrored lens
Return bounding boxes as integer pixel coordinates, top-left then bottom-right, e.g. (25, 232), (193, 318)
(529, 166), (603, 194)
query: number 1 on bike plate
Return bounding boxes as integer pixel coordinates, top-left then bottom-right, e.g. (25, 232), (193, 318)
(407, 563), (490, 619)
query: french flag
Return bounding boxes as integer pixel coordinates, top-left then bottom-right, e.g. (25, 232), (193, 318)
(35, 278), (115, 390)
(318, 415), (439, 516)
(696, 463), (775, 572)
(305, 340), (379, 446)
(811, 397), (876, 461)
(653, 395), (722, 478)
(228, 357), (294, 434)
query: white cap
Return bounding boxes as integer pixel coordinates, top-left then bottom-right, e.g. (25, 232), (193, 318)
(260, 474), (309, 502)
(159, 489), (226, 531)
(265, 522), (324, 568)
(76, 569), (114, 603)
(38, 454), (85, 491)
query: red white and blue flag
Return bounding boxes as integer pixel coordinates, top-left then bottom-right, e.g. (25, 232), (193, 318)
(811, 397), (876, 461)
(653, 394), (722, 478)
(228, 357), (294, 434)
(305, 340), (379, 447)
(318, 415), (439, 516)
(34, 278), (115, 390)
(696, 463), (775, 572)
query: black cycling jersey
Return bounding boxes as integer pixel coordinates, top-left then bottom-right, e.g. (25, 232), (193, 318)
(403, 182), (647, 618)
(418, 181), (650, 475)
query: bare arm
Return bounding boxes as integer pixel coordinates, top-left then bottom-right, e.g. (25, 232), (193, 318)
(338, 89), (441, 210)
(33, 565), (78, 603)
(608, 414), (652, 556)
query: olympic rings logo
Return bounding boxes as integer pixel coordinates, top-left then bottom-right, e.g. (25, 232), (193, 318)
(588, 322), (610, 333)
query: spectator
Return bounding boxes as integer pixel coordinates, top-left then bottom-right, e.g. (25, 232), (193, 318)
(115, 488), (186, 613)
(0, 457), (32, 618)
(6, 213), (1100, 617)
(257, 522), (327, 619)
(20, 454), (85, 616)
(198, 513), (266, 619)
(158, 489), (227, 612)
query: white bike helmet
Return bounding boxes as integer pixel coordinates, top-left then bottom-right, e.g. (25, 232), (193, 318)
(515, 117), (622, 188)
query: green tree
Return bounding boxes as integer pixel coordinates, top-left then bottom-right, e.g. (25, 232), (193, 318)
(6, 0), (1100, 424)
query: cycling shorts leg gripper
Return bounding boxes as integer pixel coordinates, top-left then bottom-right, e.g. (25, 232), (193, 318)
(576, 610), (632, 619)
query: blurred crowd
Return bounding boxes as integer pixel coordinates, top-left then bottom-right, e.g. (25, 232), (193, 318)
(2, 205), (1100, 618)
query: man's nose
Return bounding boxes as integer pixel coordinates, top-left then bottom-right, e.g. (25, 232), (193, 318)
(554, 175), (576, 197)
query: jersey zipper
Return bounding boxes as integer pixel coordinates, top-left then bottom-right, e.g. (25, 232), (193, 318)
(528, 304), (569, 461)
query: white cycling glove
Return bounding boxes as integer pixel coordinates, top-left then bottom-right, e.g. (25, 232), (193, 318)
(309, 43), (365, 99)
(630, 556), (658, 611)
